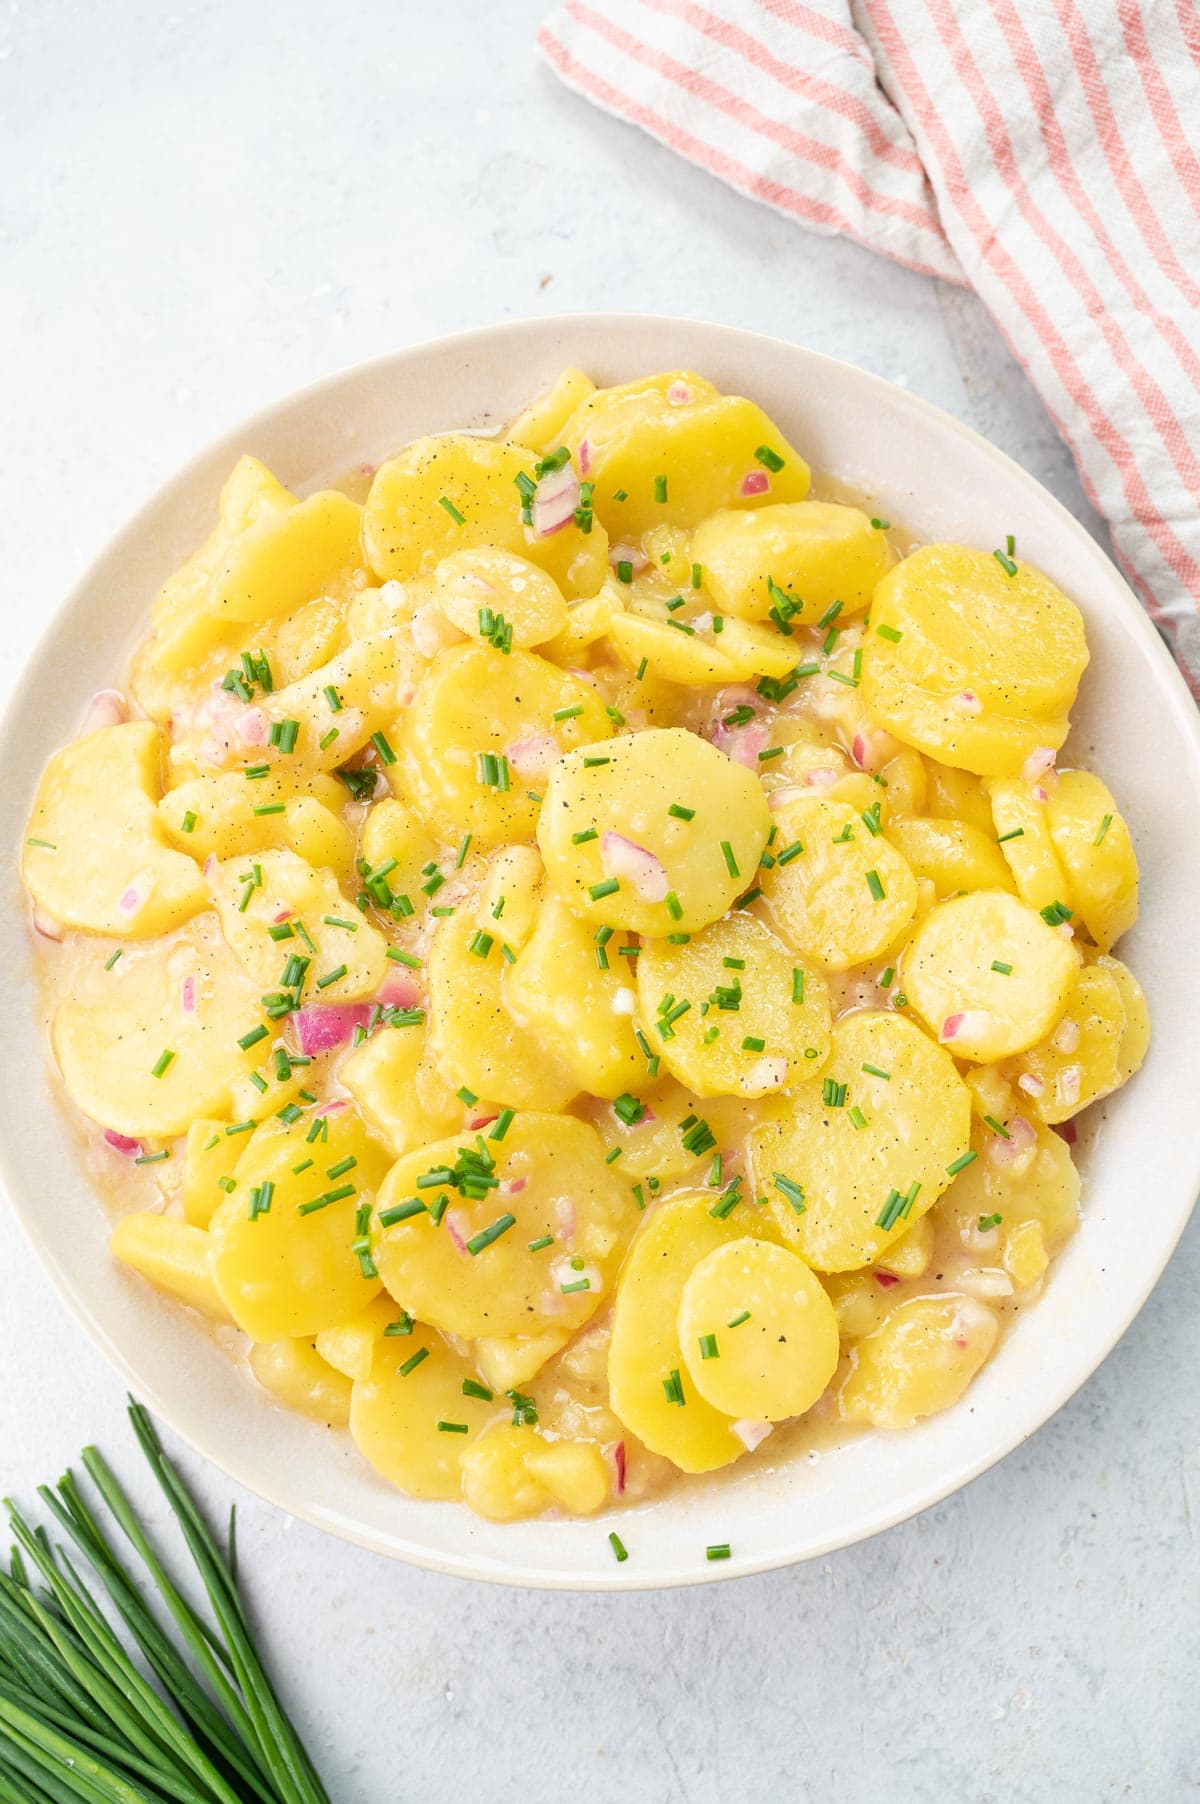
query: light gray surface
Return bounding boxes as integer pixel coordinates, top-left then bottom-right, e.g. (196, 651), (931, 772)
(1, 4), (1196, 1799)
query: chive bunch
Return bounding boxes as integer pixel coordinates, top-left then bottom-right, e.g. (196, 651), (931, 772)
(0, 1403), (329, 1803)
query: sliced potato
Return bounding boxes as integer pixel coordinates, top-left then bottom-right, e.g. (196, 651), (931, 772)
(207, 847), (386, 1005)
(460, 1426), (610, 1521)
(691, 500), (894, 623)
(372, 1113), (631, 1341)
(110, 1214), (231, 1323)
(747, 1011), (971, 1272)
(248, 1338), (352, 1427)
(838, 1295), (1000, 1428)
(886, 816), (1015, 900)
(1097, 954), (1150, 1083)
(902, 889), (1080, 1062)
(339, 1026), (460, 1156)
(350, 1327), (495, 1500)
(182, 1119), (230, 1228)
(1046, 770), (1138, 950)
(1008, 962), (1126, 1122)
(507, 367), (596, 453)
(760, 796), (918, 971)
(985, 775), (1070, 913)
(635, 914), (831, 1097)
(537, 728), (770, 936)
(24, 722), (206, 937)
(434, 549), (568, 648)
(678, 1238), (839, 1421)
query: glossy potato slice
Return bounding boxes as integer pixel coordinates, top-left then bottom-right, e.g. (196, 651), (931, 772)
(607, 1190), (748, 1473)
(257, 630), (419, 778)
(560, 372), (810, 537)
(54, 923), (263, 1138)
(903, 890), (1079, 1062)
(862, 546), (1088, 775)
(761, 796), (918, 971)
(211, 489), (363, 627)
(886, 816), (1015, 900)
(925, 761), (995, 837)
(350, 1327), (495, 1500)
(1046, 770), (1138, 950)
(358, 797), (440, 910)
(607, 599), (800, 687)
(371, 1113), (631, 1341)
(1008, 962), (1126, 1123)
(472, 1331), (570, 1395)
(110, 1214), (231, 1323)
(248, 1337), (352, 1428)
(363, 434), (608, 596)
(478, 845), (544, 952)
(1097, 954), (1151, 1082)
(182, 1119), (230, 1228)
(507, 366), (596, 453)
(985, 774), (1070, 913)
(503, 892), (648, 1099)
(209, 1109), (390, 1341)
(838, 1295), (1000, 1428)
(588, 1078), (740, 1184)
(207, 847), (387, 1005)
(339, 1026), (460, 1157)
(691, 500), (895, 623)
(158, 771), (348, 870)
(315, 1294), (404, 1382)
(434, 549), (568, 648)
(537, 728), (771, 936)
(24, 722), (206, 937)
(399, 643), (611, 847)
(747, 1011), (971, 1272)
(678, 1238), (839, 1421)
(427, 911), (578, 1111)
(935, 1117), (1080, 1265)
(635, 914), (831, 1097)
(459, 1426), (610, 1521)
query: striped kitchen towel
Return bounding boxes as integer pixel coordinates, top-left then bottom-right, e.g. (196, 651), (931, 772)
(537, 0), (1200, 697)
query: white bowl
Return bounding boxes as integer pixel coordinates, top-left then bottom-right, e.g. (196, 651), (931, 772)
(3, 314), (1198, 1590)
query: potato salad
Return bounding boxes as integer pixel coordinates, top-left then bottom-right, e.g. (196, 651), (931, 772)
(20, 368), (1148, 1530)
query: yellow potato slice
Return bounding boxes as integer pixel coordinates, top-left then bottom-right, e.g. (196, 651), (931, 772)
(256, 630), (419, 778)
(1046, 770), (1138, 950)
(678, 1238), (839, 1421)
(460, 1425), (610, 1521)
(886, 816), (1015, 900)
(209, 1109), (390, 1340)
(478, 845), (544, 951)
(507, 366), (596, 453)
(691, 499), (895, 623)
(471, 1331), (569, 1394)
(934, 1118), (1080, 1274)
(53, 922), (263, 1138)
(747, 1010), (971, 1272)
(537, 727), (770, 936)
(399, 643), (611, 847)
(607, 599), (800, 687)
(607, 1189), (749, 1472)
(24, 721), (206, 937)
(838, 1295), (1000, 1428)
(427, 911), (578, 1111)
(158, 771), (349, 871)
(207, 847), (386, 1005)
(560, 371), (810, 537)
(876, 1211), (934, 1278)
(434, 549), (568, 649)
(635, 914), (831, 1097)
(211, 489), (363, 627)
(248, 1338), (352, 1428)
(110, 1214), (232, 1323)
(358, 797), (440, 909)
(925, 761), (995, 836)
(503, 892), (648, 1099)
(761, 796), (918, 971)
(985, 774), (1070, 913)
(1008, 962), (1126, 1123)
(315, 1294), (403, 1382)
(862, 545), (1088, 775)
(182, 1119), (230, 1228)
(371, 1113), (631, 1341)
(902, 889), (1080, 1062)
(1097, 954), (1151, 1082)
(363, 434), (608, 596)
(339, 1027), (460, 1156)
(350, 1327), (495, 1500)
(588, 1078), (737, 1184)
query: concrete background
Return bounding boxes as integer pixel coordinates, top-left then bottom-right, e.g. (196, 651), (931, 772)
(2, 3), (1197, 1798)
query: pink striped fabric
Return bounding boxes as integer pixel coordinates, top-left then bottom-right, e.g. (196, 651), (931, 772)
(538, 0), (1200, 696)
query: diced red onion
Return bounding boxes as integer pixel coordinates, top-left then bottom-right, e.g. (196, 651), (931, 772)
(988, 1113), (1036, 1166)
(181, 976), (197, 1017)
(1032, 785), (1050, 804)
(292, 1004), (371, 1056)
(874, 1270), (900, 1288)
(531, 463), (580, 537)
(579, 438), (592, 474)
(606, 1439), (627, 1493)
(314, 1097), (349, 1117)
(952, 690), (983, 716)
(609, 541), (648, 575)
(712, 722), (769, 769)
(554, 1196), (577, 1246)
(731, 1418), (773, 1452)
(851, 725), (899, 773)
(118, 881), (147, 917)
(444, 1210), (468, 1255)
(1022, 746), (1057, 782)
(666, 382), (693, 406)
(507, 733), (562, 778)
(501, 1175), (527, 1195)
(1056, 1065), (1082, 1107)
(600, 832), (669, 903)
(1051, 1016), (1081, 1054)
(202, 855), (217, 877)
(377, 968), (422, 1010)
(939, 1009), (992, 1047)
(32, 905), (64, 941)
(1053, 1119), (1078, 1144)
(746, 1056), (788, 1091)
(81, 689), (128, 734)
(739, 471), (770, 497)
(1017, 1072), (1046, 1098)
(804, 765), (843, 789)
(236, 708), (268, 746)
(470, 1113), (499, 1132)
(103, 1129), (142, 1158)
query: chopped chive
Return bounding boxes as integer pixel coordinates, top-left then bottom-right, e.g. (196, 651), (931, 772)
(979, 1212), (1003, 1231)
(1094, 814), (1114, 846)
(572, 827), (599, 844)
(589, 877), (620, 900)
(754, 444), (785, 472)
(991, 959), (1013, 975)
(727, 1310), (750, 1329)
(437, 1420), (469, 1434)
(319, 727), (339, 750)
(776, 839), (804, 866)
(848, 1105), (868, 1130)
(104, 949), (123, 970)
(741, 1035), (765, 1052)
(865, 869), (886, 901)
(377, 1197), (426, 1226)
(773, 1172), (806, 1214)
(1040, 899), (1073, 926)
(662, 1369), (685, 1406)
(561, 1277), (591, 1294)
(316, 964), (348, 988)
(237, 1025), (268, 1051)
(996, 827), (1025, 843)
(616, 560), (633, 584)
(583, 755), (610, 767)
(946, 1150), (979, 1176)
(861, 1062), (891, 1079)
(438, 494), (466, 523)
(466, 1213), (516, 1255)
(527, 1234), (554, 1252)
(151, 1049), (175, 1079)
(668, 802), (695, 822)
(791, 968), (805, 1005)
(720, 840), (740, 877)
(994, 547), (1018, 577)
(654, 474), (668, 502)
(489, 1109), (515, 1141)
(698, 1333), (719, 1360)
(370, 730), (396, 765)
(323, 915), (359, 932)
(399, 1347), (430, 1377)
(876, 623), (903, 642)
(609, 1531), (629, 1563)
(553, 702), (584, 721)
(984, 1114), (1011, 1140)
(134, 1149), (170, 1165)
(462, 1378), (494, 1401)
(706, 1543), (731, 1561)
(468, 931), (494, 958)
